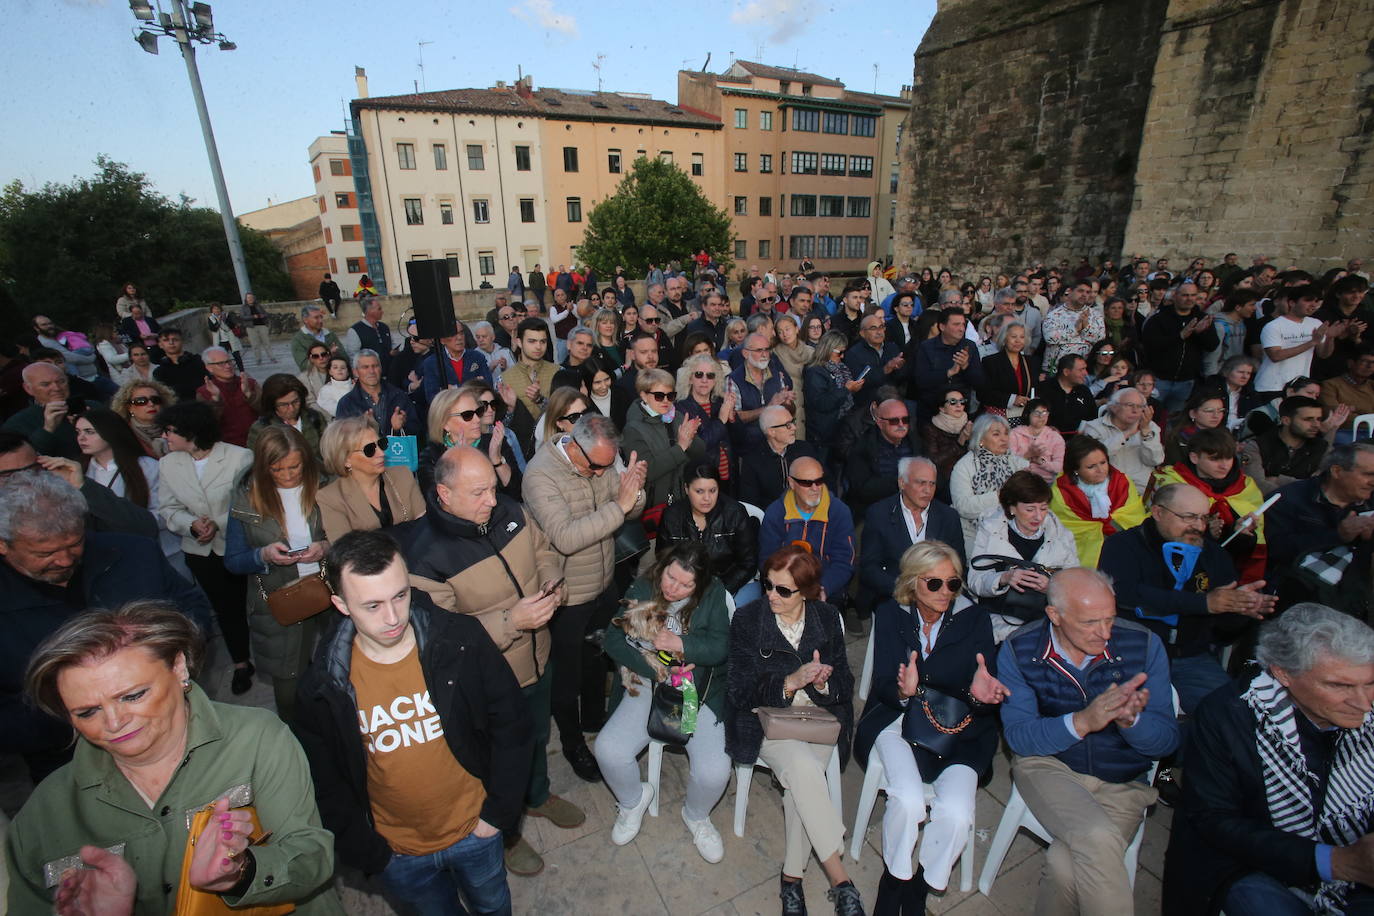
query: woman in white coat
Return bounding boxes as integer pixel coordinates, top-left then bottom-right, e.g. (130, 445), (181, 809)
(967, 470), (1080, 642)
(950, 413), (1028, 556)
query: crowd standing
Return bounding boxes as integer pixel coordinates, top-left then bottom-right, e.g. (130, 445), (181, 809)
(4, 253), (1374, 916)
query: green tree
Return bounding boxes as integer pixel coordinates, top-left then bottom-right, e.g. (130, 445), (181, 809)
(575, 157), (735, 277)
(0, 156), (292, 337)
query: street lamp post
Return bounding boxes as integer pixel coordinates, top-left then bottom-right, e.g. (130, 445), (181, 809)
(129, 0), (253, 305)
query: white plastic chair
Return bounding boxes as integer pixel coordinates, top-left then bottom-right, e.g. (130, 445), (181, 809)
(646, 591), (736, 817)
(976, 687), (1180, 897)
(848, 756), (976, 891)
(1354, 412), (1374, 441)
(741, 501), (765, 523)
(858, 625), (877, 701)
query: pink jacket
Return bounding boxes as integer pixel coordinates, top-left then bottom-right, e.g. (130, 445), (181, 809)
(1009, 424), (1065, 482)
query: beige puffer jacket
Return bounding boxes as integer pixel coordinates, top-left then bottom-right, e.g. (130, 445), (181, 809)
(523, 439), (642, 604)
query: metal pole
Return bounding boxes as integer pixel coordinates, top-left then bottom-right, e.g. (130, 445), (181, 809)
(169, 0), (253, 303)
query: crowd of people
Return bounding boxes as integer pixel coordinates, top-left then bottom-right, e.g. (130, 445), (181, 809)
(4, 251), (1374, 916)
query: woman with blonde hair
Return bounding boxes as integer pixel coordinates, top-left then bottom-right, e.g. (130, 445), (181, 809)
(417, 386), (514, 494)
(112, 377), (176, 457)
(316, 415), (425, 541)
(591, 306), (625, 370)
(224, 425), (329, 721)
(539, 385), (594, 447)
(676, 352), (735, 490)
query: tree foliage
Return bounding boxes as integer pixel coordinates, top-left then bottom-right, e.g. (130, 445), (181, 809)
(575, 157), (735, 277)
(0, 156), (292, 337)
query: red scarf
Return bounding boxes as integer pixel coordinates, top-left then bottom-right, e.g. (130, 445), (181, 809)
(1055, 468), (1133, 536)
(1168, 461), (1245, 527)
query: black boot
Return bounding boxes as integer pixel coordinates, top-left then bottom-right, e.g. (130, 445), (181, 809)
(872, 868), (903, 916)
(902, 868), (929, 915)
(780, 875), (807, 916)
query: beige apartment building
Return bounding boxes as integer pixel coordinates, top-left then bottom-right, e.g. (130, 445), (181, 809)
(678, 61), (908, 275)
(309, 133), (369, 292)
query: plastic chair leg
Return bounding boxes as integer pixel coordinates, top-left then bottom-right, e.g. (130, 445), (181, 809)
(646, 740), (664, 818)
(849, 759), (886, 861)
(733, 763), (754, 837)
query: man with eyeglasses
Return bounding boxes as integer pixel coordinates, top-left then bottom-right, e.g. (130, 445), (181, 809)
(1078, 387), (1164, 493)
(336, 349), (422, 437)
(845, 314), (907, 412)
(637, 304), (677, 372)
(844, 397), (923, 519)
(195, 346), (261, 447)
(524, 415), (648, 784)
(725, 333), (795, 462)
(758, 456), (855, 604)
(737, 405), (820, 509)
(996, 567), (1179, 916)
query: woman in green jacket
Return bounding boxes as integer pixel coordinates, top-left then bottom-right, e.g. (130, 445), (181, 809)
(620, 368), (706, 513)
(6, 601), (342, 915)
(595, 543), (732, 863)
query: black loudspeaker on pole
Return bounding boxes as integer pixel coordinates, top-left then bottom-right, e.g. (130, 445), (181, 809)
(407, 259), (457, 339)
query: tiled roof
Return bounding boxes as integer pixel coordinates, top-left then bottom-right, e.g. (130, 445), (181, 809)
(356, 87), (536, 117)
(842, 89), (910, 108)
(730, 60), (845, 88)
(354, 86), (720, 128)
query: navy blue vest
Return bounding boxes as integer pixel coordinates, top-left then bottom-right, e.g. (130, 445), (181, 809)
(351, 320), (392, 373)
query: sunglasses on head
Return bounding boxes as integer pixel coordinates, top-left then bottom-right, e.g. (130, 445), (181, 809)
(920, 577), (963, 592)
(451, 403), (496, 422)
(692, 371), (716, 380)
(790, 475), (824, 487)
(762, 579), (800, 599)
(646, 390), (673, 402)
(130, 395), (164, 407)
(357, 437), (389, 458)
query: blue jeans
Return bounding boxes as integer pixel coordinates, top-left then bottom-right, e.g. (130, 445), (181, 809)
(732, 580), (762, 609)
(1153, 378), (1194, 414)
(380, 830), (511, 916)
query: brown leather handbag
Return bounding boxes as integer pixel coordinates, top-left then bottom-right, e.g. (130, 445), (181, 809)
(257, 562), (332, 627)
(755, 705), (841, 745)
(176, 803), (293, 915)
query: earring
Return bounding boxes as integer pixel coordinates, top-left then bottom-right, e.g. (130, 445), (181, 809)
(182, 679), (191, 693)
(345, 464), (351, 471)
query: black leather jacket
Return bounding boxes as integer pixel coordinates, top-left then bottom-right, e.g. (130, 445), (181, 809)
(655, 494), (759, 594)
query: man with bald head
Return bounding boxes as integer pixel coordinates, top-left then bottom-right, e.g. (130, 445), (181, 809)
(996, 567), (1180, 915)
(737, 404), (819, 509)
(758, 456), (855, 602)
(844, 397), (923, 518)
(395, 445), (582, 876)
(2, 361), (81, 459)
(1140, 281), (1219, 412)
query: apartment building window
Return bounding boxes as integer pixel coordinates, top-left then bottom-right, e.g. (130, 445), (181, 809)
(852, 115), (877, 137)
(792, 109), (819, 132)
(734, 153), (747, 172)
(791, 152), (818, 175)
(445, 254), (461, 277)
(472, 199), (490, 223)
(563, 146), (579, 172)
(734, 240), (747, 259)
(734, 196), (748, 216)
(890, 165), (899, 194)
(789, 195), (817, 217)
(817, 235), (843, 258)
(819, 195), (844, 218)
(566, 197), (582, 222)
(758, 239), (771, 258)
(478, 252), (495, 275)
(788, 235), (815, 259)
(659, 151), (674, 164)
(433, 144), (448, 170)
(691, 153), (703, 176)
(335, 192), (353, 208)
(397, 143), (416, 170)
(410, 252), (431, 261)
(329, 257), (338, 273)
(515, 145), (531, 171)
(820, 153), (847, 176)
(801, 84), (813, 96)
(822, 112), (849, 134)
(779, 81), (791, 95)
(759, 196), (772, 216)
(329, 159), (347, 176)
(403, 198), (423, 225)
(324, 227), (332, 244)
(734, 108), (748, 129)
(849, 156), (874, 178)
(466, 144), (485, 170)
(608, 149), (622, 173)
(847, 196), (872, 218)
(759, 154), (773, 173)
(519, 198), (536, 223)
(439, 201), (454, 225)
(845, 235), (869, 258)
(760, 111), (773, 130)
(341, 224), (359, 241)
(346, 257), (366, 273)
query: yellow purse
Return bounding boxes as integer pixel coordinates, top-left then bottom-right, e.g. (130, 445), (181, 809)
(175, 803), (294, 916)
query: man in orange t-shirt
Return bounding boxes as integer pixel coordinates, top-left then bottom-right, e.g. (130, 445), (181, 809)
(296, 531), (532, 913)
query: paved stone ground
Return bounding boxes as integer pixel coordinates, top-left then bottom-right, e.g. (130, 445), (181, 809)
(0, 334), (1174, 914)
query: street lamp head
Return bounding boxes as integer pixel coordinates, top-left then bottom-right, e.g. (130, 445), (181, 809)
(217, 39), (236, 51)
(128, 0), (155, 21)
(135, 30), (160, 54)
(190, 2), (214, 31)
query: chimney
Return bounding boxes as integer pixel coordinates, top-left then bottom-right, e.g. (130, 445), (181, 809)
(355, 66), (369, 99)
(515, 75), (534, 99)
(496, 80), (506, 88)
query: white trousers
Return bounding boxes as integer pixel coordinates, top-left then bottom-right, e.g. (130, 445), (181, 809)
(873, 717), (978, 889)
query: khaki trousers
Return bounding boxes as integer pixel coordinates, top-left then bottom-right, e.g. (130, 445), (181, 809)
(1012, 755), (1156, 916)
(246, 325), (270, 362)
(758, 738), (845, 878)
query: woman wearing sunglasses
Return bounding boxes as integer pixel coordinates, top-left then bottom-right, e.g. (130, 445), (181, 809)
(725, 545), (861, 916)
(316, 414), (425, 541)
(920, 386), (975, 491)
(539, 385), (593, 449)
(675, 353), (735, 492)
(418, 387), (515, 496)
(621, 368), (706, 520)
(112, 377), (176, 457)
(856, 540), (1007, 914)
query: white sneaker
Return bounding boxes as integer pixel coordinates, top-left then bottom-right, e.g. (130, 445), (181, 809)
(611, 783), (654, 845)
(681, 808), (724, 863)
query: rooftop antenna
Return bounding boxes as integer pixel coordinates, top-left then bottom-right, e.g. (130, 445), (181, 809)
(593, 52), (605, 92)
(701, 51), (711, 72)
(793, 47), (798, 68)
(418, 40), (433, 91)
(873, 62), (879, 92)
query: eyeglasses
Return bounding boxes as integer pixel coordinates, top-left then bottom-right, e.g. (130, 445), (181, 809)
(943, 398), (968, 406)
(1158, 504), (1210, 525)
(790, 475), (824, 488)
(450, 402), (497, 422)
(641, 317), (661, 324)
(129, 395), (164, 407)
(560, 410), (587, 424)
(770, 420), (797, 430)
(920, 577), (963, 592)
(692, 371), (716, 380)
(205, 359), (233, 367)
(878, 415), (910, 426)
(355, 437), (389, 458)
(762, 579), (800, 599)
(757, 296), (777, 303)
(0, 462), (39, 479)
(572, 438), (614, 471)
(309, 352), (329, 360)
(499, 312), (515, 320)
(1098, 350), (1115, 357)
(645, 390), (673, 402)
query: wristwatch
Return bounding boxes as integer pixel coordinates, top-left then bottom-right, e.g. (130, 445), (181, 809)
(493, 457), (506, 468)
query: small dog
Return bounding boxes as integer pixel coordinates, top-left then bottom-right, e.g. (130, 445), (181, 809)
(611, 595), (682, 696)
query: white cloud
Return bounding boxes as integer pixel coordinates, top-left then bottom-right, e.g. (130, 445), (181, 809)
(509, 0), (578, 37)
(730, 0), (817, 44)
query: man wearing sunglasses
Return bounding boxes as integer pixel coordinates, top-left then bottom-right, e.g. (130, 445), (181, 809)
(996, 567), (1179, 915)
(758, 456), (855, 604)
(844, 397), (923, 519)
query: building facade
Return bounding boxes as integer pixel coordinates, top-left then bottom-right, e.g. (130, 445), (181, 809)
(309, 133), (370, 294)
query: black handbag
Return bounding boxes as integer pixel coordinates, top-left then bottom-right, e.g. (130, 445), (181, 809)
(647, 680), (692, 746)
(615, 518), (651, 565)
(901, 685), (973, 758)
(970, 554), (1053, 622)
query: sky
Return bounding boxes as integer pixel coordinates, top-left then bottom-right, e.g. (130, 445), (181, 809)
(4, 0), (935, 219)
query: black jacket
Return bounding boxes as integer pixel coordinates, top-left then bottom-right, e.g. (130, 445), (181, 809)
(736, 440), (821, 510)
(1162, 674), (1323, 916)
(295, 597), (533, 875)
(858, 493), (966, 607)
(843, 424), (923, 518)
(655, 493), (758, 593)
(978, 351), (1041, 410)
(725, 597), (853, 768)
(1141, 307), (1219, 381)
(1043, 380), (1097, 434)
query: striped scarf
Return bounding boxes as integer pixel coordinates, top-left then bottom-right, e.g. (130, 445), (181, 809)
(1242, 671), (1374, 913)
